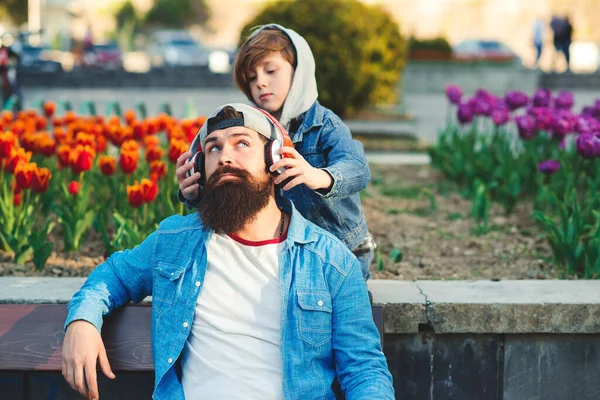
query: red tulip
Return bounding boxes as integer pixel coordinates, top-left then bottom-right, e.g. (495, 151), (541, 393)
(67, 181), (80, 196)
(150, 160), (167, 181)
(145, 146), (164, 163)
(119, 151), (139, 174)
(98, 155), (116, 176)
(70, 145), (95, 174)
(31, 167), (52, 193)
(127, 182), (144, 208)
(43, 101), (56, 118)
(168, 139), (188, 163)
(13, 191), (21, 206)
(6, 148), (32, 173)
(14, 162), (36, 189)
(141, 178), (158, 203)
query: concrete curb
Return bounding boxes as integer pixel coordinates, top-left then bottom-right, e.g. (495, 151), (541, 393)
(1, 278), (598, 334)
(368, 280), (600, 334)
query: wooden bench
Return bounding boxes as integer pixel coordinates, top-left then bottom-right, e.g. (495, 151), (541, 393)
(0, 303), (384, 399)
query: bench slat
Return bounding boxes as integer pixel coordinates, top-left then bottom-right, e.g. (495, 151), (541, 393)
(0, 304), (383, 371)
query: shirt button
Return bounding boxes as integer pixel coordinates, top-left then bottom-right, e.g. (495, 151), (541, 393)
(195, 281), (200, 287)
(183, 322), (189, 328)
(167, 358), (173, 364)
(317, 300), (324, 307)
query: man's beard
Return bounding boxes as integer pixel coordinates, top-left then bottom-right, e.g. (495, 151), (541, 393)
(198, 165), (272, 234)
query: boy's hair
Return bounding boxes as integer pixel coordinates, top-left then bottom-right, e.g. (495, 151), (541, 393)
(233, 27), (296, 100)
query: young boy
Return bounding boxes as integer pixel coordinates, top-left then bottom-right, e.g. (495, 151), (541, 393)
(177, 24), (376, 279)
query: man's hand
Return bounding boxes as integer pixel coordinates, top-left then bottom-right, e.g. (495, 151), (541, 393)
(62, 320), (115, 400)
(176, 151), (202, 201)
(270, 147), (333, 191)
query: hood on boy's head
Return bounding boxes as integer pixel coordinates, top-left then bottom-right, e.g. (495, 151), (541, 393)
(248, 24), (318, 130)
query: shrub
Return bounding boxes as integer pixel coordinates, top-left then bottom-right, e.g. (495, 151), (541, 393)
(241, 0), (407, 117)
(409, 37), (453, 54)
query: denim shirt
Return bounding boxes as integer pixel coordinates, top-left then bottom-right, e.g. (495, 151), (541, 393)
(65, 199), (394, 400)
(286, 101), (371, 251)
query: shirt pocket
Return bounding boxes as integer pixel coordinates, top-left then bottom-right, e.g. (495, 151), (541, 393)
(296, 141), (326, 169)
(152, 262), (186, 316)
(297, 291), (333, 347)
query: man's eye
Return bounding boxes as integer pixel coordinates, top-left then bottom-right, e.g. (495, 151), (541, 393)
(237, 141), (249, 147)
(208, 145), (220, 152)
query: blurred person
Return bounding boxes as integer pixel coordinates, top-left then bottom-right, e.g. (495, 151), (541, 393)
(550, 15), (564, 70)
(561, 16), (573, 71)
(0, 36), (21, 108)
(61, 103), (395, 400)
(532, 17), (544, 66)
(176, 25), (376, 280)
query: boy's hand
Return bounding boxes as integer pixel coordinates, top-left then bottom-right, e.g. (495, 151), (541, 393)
(62, 320), (115, 400)
(176, 151), (201, 201)
(270, 147), (333, 191)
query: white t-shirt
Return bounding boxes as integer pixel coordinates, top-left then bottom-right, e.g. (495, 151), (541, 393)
(181, 232), (285, 400)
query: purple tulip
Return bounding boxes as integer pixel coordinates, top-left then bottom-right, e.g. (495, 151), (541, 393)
(532, 89), (552, 107)
(529, 107), (554, 131)
(552, 111), (576, 137)
(575, 115), (600, 134)
(475, 88), (493, 100)
(576, 134), (600, 159)
(581, 106), (595, 117)
(554, 91), (575, 110)
(474, 98), (494, 116)
(445, 85), (463, 105)
(515, 115), (537, 140)
(538, 160), (560, 175)
(504, 90), (529, 111)
(491, 109), (510, 126)
(457, 103), (474, 125)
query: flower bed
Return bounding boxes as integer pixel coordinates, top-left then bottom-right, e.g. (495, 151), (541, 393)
(429, 86), (600, 278)
(0, 103), (202, 271)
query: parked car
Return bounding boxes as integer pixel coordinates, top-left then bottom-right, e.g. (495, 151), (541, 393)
(82, 42), (123, 70)
(453, 40), (520, 63)
(147, 30), (209, 68)
(18, 45), (63, 73)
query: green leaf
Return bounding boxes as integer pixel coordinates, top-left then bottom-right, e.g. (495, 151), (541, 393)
(32, 242), (54, 271)
(389, 248), (403, 263)
(376, 251), (384, 271)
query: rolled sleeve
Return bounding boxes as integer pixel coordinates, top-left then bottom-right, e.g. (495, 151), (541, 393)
(315, 120), (371, 199)
(332, 255), (395, 399)
(64, 231), (157, 332)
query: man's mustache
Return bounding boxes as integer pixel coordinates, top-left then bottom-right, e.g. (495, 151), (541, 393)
(206, 165), (252, 186)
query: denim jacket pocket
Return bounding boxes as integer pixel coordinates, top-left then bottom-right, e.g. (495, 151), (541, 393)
(297, 291), (333, 347)
(153, 262), (186, 316)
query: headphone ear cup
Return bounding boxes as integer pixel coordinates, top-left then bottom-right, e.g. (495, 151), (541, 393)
(197, 152), (206, 186)
(264, 140), (275, 173)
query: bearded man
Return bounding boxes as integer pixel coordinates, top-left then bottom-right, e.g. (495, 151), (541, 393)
(61, 103), (394, 400)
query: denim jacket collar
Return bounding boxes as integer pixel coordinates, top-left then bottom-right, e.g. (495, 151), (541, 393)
(290, 101), (324, 144)
(198, 197), (318, 247)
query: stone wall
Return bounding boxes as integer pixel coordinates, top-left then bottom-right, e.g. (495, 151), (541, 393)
(1, 278), (598, 400)
(400, 62), (540, 95)
(19, 67), (234, 89)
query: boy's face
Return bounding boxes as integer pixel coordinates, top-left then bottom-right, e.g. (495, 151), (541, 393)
(247, 51), (294, 120)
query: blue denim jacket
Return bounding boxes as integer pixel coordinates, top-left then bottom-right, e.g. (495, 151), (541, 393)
(65, 199), (394, 400)
(287, 101), (371, 251)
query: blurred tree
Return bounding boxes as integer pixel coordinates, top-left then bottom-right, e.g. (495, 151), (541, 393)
(145, 0), (209, 28)
(115, 1), (138, 29)
(0, 0), (28, 26)
(112, 0), (142, 51)
(241, 0), (407, 117)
